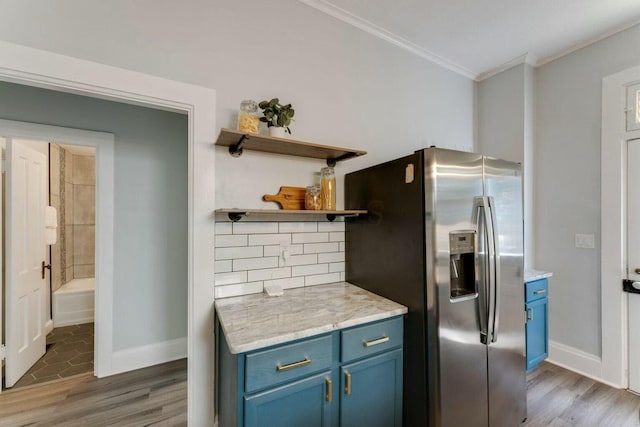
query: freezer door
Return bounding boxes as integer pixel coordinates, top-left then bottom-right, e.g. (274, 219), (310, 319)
(427, 149), (488, 427)
(483, 157), (527, 427)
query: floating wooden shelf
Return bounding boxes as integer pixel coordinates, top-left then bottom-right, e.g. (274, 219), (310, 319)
(215, 128), (367, 166)
(215, 209), (368, 222)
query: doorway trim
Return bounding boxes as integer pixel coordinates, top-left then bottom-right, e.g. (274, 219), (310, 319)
(0, 120), (114, 379)
(601, 64), (640, 388)
(0, 41), (217, 424)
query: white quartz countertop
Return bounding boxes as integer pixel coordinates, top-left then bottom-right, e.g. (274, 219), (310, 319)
(214, 282), (408, 354)
(524, 269), (553, 282)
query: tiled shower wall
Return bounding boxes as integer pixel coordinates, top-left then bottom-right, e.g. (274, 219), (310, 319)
(214, 221), (346, 299)
(71, 154), (96, 279)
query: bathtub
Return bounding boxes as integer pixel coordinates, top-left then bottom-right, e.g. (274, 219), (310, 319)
(53, 277), (95, 327)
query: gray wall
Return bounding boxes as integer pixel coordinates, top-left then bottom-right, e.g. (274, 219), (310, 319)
(0, 0), (475, 211)
(535, 23), (640, 356)
(0, 81), (188, 351)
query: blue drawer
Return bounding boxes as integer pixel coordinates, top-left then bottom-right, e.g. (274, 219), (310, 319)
(245, 334), (333, 393)
(525, 279), (548, 303)
(341, 317), (403, 363)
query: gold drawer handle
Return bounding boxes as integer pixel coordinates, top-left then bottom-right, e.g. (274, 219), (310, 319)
(533, 289), (546, 295)
(363, 336), (390, 347)
(344, 371), (351, 395)
(326, 378), (332, 402)
(276, 356), (311, 372)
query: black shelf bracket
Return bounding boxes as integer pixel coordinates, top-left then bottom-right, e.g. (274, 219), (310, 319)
(229, 135), (249, 157)
(228, 212), (245, 222)
(326, 158), (337, 167)
(326, 214), (336, 222)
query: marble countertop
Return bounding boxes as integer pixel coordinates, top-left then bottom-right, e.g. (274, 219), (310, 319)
(524, 269), (553, 282)
(215, 282), (408, 354)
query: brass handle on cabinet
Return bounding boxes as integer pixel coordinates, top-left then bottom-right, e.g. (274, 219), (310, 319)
(326, 378), (332, 402)
(533, 289), (546, 295)
(526, 307), (534, 321)
(276, 357), (311, 372)
(344, 371), (351, 395)
(363, 336), (390, 347)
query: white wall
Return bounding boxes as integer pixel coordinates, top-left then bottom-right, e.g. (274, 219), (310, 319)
(0, 0), (475, 212)
(0, 81), (188, 351)
(535, 23), (640, 357)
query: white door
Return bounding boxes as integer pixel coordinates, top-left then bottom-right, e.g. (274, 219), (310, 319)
(627, 138), (640, 393)
(5, 138), (48, 388)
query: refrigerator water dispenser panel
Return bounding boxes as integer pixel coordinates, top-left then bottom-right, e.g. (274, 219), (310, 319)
(449, 231), (477, 301)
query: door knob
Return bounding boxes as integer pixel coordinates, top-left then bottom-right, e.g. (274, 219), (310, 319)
(635, 268), (640, 274)
(41, 261), (51, 279)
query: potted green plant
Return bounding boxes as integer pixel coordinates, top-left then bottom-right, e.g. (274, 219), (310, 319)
(258, 98), (295, 137)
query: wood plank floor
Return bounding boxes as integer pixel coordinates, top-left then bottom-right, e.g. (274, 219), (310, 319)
(2, 358), (640, 426)
(525, 362), (640, 426)
(0, 358), (186, 426)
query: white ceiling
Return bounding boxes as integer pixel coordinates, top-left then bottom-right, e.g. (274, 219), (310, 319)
(300, 0), (640, 80)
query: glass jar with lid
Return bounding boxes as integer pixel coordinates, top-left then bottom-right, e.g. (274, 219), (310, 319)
(237, 100), (260, 134)
(320, 167), (336, 210)
(305, 185), (322, 210)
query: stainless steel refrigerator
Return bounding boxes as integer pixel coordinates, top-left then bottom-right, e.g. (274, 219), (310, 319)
(345, 148), (526, 427)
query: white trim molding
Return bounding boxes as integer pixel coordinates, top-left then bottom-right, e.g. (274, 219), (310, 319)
(601, 64), (640, 390)
(297, 0), (477, 80)
(111, 337), (187, 376)
(0, 41), (216, 425)
(546, 340), (612, 385)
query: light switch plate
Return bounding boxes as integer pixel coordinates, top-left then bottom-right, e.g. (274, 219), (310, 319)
(575, 233), (595, 249)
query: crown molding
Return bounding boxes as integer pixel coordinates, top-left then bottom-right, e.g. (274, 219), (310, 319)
(475, 53), (538, 82)
(298, 0), (478, 80)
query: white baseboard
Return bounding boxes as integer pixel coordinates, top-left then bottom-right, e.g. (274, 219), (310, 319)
(44, 319), (54, 335)
(110, 336), (187, 376)
(547, 340), (622, 389)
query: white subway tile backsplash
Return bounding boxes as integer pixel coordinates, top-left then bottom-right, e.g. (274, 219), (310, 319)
(264, 276), (305, 290)
(214, 260), (232, 273)
(318, 222), (345, 232)
(279, 222), (318, 233)
(248, 266), (291, 282)
(264, 245), (280, 257)
(214, 271), (248, 286)
(291, 232), (329, 244)
(292, 264), (329, 277)
(216, 246), (263, 260)
(329, 232), (345, 242)
(289, 245), (304, 255)
(318, 252), (344, 263)
(282, 254), (317, 267)
(233, 222), (278, 234)
(305, 272), (341, 286)
(233, 256), (279, 271)
(216, 222), (233, 235)
(215, 234), (248, 247)
(215, 281), (263, 299)
(339, 242), (346, 252)
(329, 262), (345, 273)
(304, 242), (340, 254)
(248, 233), (291, 246)
(340, 272), (346, 281)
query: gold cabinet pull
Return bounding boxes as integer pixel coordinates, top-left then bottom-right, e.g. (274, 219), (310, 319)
(344, 371), (351, 395)
(325, 378), (332, 402)
(276, 356), (311, 372)
(533, 289), (546, 295)
(363, 336), (390, 347)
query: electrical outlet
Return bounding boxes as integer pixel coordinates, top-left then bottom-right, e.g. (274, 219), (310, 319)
(575, 233), (595, 249)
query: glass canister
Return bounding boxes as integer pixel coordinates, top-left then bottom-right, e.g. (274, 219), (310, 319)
(320, 167), (336, 210)
(237, 100), (260, 134)
(305, 185), (322, 210)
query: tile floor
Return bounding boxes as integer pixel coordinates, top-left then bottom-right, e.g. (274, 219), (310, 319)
(11, 322), (94, 389)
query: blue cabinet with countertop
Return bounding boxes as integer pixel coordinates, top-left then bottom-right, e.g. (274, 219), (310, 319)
(525, 277), (549, 371)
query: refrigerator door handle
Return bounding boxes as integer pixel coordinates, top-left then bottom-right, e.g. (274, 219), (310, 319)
(488, 196), (501, 343)
(474, 196), (492, 344)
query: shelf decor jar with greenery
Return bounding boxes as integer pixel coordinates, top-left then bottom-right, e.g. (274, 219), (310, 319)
(258, 98), (295, 138)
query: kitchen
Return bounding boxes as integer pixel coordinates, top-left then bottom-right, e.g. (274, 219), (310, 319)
(0, 0), (640, 425)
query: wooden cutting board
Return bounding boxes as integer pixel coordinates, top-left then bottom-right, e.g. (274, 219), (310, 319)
(263, 186), (306, 210)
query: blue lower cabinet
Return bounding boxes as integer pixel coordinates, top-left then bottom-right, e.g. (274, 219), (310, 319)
(245, 371), (335, 427)
(525, 278), (549, 371)
(340, 349), (403, 427)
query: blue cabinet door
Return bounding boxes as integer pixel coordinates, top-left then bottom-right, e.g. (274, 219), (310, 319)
(340, 349), (403, 427)
(244, 370), (336, 427)
(526, 297), (548, 371)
